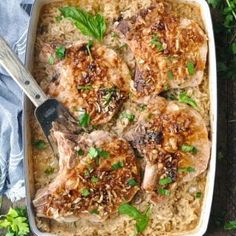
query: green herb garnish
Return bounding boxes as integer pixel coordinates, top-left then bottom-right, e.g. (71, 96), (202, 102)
(80, 188), (90, 197)
(59, 7), (106, 41)
(127, 178), (138, 187)
(91, 176), (99, 183)
(195, 192), (202, 199)
(186, 61), (195, 75)
(84, 170), (90, 177)
(0, 207), (30, 236)
(90, 209), (99, 215)
(150, 35), (164, 51)
(77, 148), (84, 156)
(88, 147), (109, 158)
(224, 220), (236, 230)
(158, 188), (170, 196)
(78, 112), (91, 127)
(55, 15), (63, 22)
(178, 166), (196, 173)
(34, 140), (47, 150)
(112, 161), (124, 170)
(167, 70), (174, 80)
(48, 55), (55, 65)
(159, 177), (172, 185)
(44, 166), (55, 175)
(178, 92), (197, 108)
(181, 144), (198, 154)
(77, 85), (93, 91)
(55, 45), (66, 59)
(121, 112), (135, 122)
(118, 203), (149, 233)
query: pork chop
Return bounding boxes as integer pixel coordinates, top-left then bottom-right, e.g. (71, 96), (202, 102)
(33, 129), (140, 222)
(117, 2), (207, 95)
(42, 42), (131, 125)
(124, 95), (210, 202)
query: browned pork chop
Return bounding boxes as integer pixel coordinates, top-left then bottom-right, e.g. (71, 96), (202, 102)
(42, 42), (131, 125)
(117, 2), (207, 95)
(124, 95), (210, 202)
(33, 130), (140, 222)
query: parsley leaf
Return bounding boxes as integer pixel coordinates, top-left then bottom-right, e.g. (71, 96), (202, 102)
(121, 112), (135, 122)
(167, 70), (174, 80)
(77, 84), (93, 91)
(159, 177), (172, 185)
(118, 204), (149, 233)
(127, 178), (138, 187)
(80, 188), (90, 197)
(150, 35), (164, 52)
(60, 7), (106, 41)
(178, 166), (196, 173)
(158, 188), (170, 196)
(77, 148), (84, 156)
(44, 166), (55, 175)
(186, 61), (195, 75)
(48, 55), (55, 65)
(34, 140), (47, 150)
(181, 144), (198, 154)
(78, 112), (91, 127)
(55, 45), (66, 59)
(112, 161), (124, 170)
(178, 92), (197, 108)
(0, 207), (29, 236)
(195, 192), (202, 199)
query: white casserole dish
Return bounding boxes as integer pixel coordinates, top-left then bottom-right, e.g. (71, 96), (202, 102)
(23, 0), (217, 235)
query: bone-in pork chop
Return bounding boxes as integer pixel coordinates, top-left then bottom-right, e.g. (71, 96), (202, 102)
(43, 42), (131, 125)
(117, 2), (207, 95)
(33, 130), (140, 222)
(124, 95), (210, 202)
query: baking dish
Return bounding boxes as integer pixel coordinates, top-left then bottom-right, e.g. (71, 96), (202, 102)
(23, 0), (217, 235)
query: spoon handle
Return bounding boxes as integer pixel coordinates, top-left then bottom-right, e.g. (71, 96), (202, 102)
(0, 37), (47, 107)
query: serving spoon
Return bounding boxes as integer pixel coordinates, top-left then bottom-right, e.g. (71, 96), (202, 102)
(0, 37), (79, 155)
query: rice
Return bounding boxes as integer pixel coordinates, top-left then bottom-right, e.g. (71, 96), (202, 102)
(31, 0), (210, 235)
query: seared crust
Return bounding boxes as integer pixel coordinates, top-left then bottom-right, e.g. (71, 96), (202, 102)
(33, 130), (140, 222)
(46, 42), (131, 125)
(117, 2), (207, 95)
(124, 95), (210, 202)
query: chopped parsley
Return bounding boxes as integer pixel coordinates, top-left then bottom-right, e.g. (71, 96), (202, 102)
(55, 45), (66, 59)
(77, 148), (84, 156)
(159, 177), (172, 185)
(112, 161), (124, 170)
(84, 170), (90, 177)
(55, 15), (63, 22)
(102, 87), (117, 106)
(78, 112), (91, 127)
(158, 188), (170, 196)
(195, 192), (202, 199)
(48, 55), (55, 65)
(150, 35), (164, 52)
(77, 85), (93, 90)
(44, 166), (55, 175)
(121, 112), (135, 122)
(167, 70), (174, 80)
(90, 209), (99, 215)
(178, 166), (196, 173)
(34, 140), (47, 150)
(118, 203), (149, 233)
(181, 144), (198, 154)
(187, 61), (195, 75)
(127, 178), (138, 186)
(178, 92), (197, 108)
(80, 188), (90, 197)
(91, 176), (99, 183)
(138, 104), (147, 111)
(88, 147), (109, 159)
